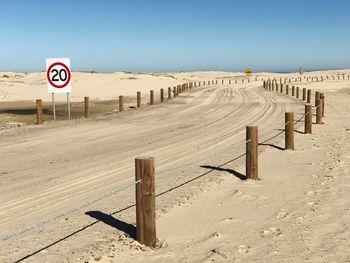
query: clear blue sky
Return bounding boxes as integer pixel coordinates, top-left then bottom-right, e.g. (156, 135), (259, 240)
(0, 0), (349, 72)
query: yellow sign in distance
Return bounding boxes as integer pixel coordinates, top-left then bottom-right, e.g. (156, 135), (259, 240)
(245, 68), (252, 76)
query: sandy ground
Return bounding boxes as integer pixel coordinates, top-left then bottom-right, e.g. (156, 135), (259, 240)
(0, 70), (349, 262)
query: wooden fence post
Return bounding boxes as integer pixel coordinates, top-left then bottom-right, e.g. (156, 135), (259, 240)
(246, 126), (258, 180)
(303, 88), (306, 101)
(150, 90), (154, 105)
(280, 84), (283, 93)
(84, 96), (89, 118)
(119, 96), (124, 112)
(135, 157), (156, 248)
(320, 93), (325, 117)
(160, 89), (164, 102)
(168, 87), (171, 99)
(316, 98), (322, 124)
(285, 112), (294, 150)
(307, 89), (311, 103)
(296, 87), (299, 99)
(305, 104), (312, 134)
(292, 86), (295, 97)
(173, 87), (176, 97)
(315, 91), (320, 107)
(36, 99), (43, 124)
(286, 85), (289, 95)
(137, 92), (141, 108)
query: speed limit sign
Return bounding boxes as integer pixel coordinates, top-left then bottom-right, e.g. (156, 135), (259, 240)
(46, 58), (72, 93)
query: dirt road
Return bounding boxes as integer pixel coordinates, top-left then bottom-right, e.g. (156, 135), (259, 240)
(0, 82), (304, 262)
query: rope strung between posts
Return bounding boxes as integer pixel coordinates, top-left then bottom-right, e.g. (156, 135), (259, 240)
(0, 180), (142, 244)
(1, 104), (312, 245)
(294, 111), (308, 124)
(158, 138), (252, 176)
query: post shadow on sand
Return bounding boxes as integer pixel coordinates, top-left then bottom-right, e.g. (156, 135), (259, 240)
(85, 211), (136, 239)
(294, 129), (304, 134)
(200, 165), (246, 180)
(258, 142), (285, 151)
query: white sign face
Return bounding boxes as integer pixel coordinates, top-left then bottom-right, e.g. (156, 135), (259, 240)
(46, 58), (72, 93)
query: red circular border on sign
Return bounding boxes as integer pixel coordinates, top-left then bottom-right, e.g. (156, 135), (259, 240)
(47, 62), (71, 89)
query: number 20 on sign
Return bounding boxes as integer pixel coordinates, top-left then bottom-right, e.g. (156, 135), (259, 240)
(46, 58), (72, 93)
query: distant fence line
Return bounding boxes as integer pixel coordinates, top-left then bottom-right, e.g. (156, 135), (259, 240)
(35, 73), (347, 124)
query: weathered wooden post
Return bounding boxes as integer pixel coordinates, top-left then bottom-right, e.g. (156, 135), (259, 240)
(280, 84), (283, 93)
(229, 79), (231, 84)
(302, 88), (306, 101)
(246, 126), (258, 180)
(316, 98), (322, 124)
(135, 157), (156, 248)
(137, 92), (141, 107)
(285, 112), (294, 150)
(36, 99), (43, 124)
(315, 91), (320, 107)
(307, 89), (311, 103)
(222, 80), (224, 84)
(292, 86), (295, 97)
(168, 87), (171, 99)
(305, 104), (312, 134)
(296, 87), (299, 99)
(84, 96), (89, 118)
(119, 95), (124, 112)
(320, 93), (325, 117)
(286, 85), (289, 95)
(173, 87), (176, 97)
(150, 90), (154, 105)
(160, 89), (164, 102)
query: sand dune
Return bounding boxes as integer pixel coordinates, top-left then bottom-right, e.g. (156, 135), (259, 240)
(0, 70), (349, 262)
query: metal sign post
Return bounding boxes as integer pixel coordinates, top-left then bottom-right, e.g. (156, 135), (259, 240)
(67, 92), (71, 120)
(52, 93), (56, 120)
